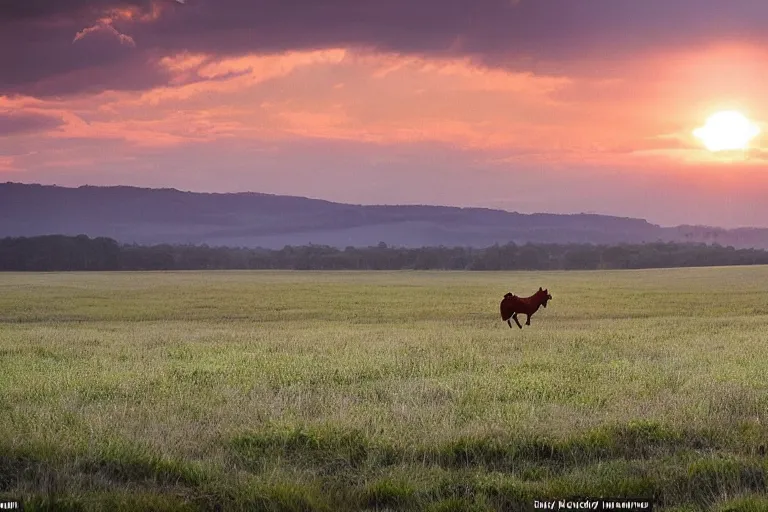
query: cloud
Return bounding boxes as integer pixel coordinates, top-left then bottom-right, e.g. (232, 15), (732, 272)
(73, 20), (136, 47)
(3, 0), (768, 96)
(3, 8), (766, 184)
(6, 43), (762, 165)
(0, 0), (182, 23)
(0, 111), (63, 136)
(0, 156), (19, 172)
(18, 49), (577, 152)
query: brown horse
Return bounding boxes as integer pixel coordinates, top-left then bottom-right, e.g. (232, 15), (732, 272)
(500, 287), (552, 329)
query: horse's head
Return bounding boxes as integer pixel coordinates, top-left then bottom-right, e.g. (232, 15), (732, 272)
(537, 287), (552, 308)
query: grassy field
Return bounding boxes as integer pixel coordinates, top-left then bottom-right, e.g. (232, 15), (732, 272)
(2, 268), (768, 511)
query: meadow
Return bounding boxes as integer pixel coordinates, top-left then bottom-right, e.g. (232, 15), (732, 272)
(1, 268), (768, 511)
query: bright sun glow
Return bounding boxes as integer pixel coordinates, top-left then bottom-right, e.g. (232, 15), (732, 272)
(693, 110), (760, 152)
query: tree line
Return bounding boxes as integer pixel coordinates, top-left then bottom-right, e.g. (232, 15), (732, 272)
(2, 234), (768, 271)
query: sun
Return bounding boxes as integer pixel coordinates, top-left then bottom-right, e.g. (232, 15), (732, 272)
(693, 110), (760, 152)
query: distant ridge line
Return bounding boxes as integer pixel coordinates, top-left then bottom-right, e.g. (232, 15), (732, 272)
(1, 182), (766, 249)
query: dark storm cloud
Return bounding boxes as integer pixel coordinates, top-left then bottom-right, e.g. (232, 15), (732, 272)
(0, 0), (149, 21)
(2, 0), (768, 96)
(0, 111), (63, 136)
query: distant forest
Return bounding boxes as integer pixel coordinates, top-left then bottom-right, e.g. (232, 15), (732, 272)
(2, 234), (768, 271)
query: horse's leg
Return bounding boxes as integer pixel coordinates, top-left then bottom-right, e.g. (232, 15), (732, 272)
(525, 314), (531, 326)
(512, 313), (523, 329)
(507, 319), (512, 328)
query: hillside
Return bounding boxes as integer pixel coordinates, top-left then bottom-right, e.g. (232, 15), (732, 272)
(2, 182), (767, 249)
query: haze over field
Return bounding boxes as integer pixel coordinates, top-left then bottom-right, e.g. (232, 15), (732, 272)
(2, 0), (768, 229)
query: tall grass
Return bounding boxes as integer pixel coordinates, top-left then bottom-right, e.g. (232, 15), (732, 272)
(1, 268), (768, 510)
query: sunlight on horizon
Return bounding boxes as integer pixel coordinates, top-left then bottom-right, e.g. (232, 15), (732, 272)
(693, 110), (761, 152)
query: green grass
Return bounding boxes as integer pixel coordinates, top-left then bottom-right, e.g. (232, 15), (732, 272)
(1, 267), (768, 511)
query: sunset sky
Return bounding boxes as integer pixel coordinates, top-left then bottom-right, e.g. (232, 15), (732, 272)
(2, 0), (768, 227)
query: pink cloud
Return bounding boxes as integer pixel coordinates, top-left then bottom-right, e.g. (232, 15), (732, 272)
(5, 44), (767, 163)
(5, 44), (765, 165)
(71, 1), (177, 47)
(73, 19), (136, 47)
(0, 155), (19, 172)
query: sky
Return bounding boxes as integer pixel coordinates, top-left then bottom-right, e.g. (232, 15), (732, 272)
(2, 0), (768, 227)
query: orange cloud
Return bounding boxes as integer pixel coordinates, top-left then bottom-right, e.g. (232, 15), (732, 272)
(73, 21), (136, 46)
(0, 156), (18, 172)
(0, 95), (46, 109)
(159, 53), (210, 73)
(7, 43), (767, 170)
(48, 110), (217, 147)
(72, 0), (172, 46)
(106, 2), (168, 23)
(135, 49), (348, 105)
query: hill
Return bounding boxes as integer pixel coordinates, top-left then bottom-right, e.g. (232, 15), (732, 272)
(2, 182), (768, 249)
